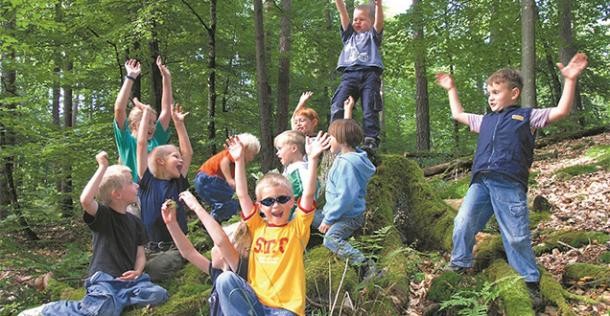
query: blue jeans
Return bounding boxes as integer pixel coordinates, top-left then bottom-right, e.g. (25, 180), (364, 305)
(42, 271), (168, 316)
(450, 173), (540, 282)
(330, 69), (383, 140)
(194, 172), (239, 223)
(312, 210), (366, 265)
(215, 271), (295, 316)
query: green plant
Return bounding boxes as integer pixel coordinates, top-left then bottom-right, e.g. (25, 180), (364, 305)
(439, 276), (520, 316)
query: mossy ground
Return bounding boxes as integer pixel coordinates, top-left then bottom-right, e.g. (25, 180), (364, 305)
(534, 230), (610, 255)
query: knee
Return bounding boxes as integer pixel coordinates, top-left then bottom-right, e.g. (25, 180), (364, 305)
(215, 271), (239, 293)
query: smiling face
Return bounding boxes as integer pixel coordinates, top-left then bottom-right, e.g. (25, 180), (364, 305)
(486, 81), (520, 112)
(163, 149), (184, 178)
(352, 8), (372, 33)
(293, 115), (316, 136)
(129, 109), (157, 140)
(257, 185), (294, 226)
(113, 171), (139, 206)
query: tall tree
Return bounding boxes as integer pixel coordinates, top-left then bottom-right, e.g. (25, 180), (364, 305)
(253, 0), (275, 171)
(558, 0), (585, 126)
(276, 0), (292, 133)
(149, 25), (162, 113)
(60, 60), (74, 217)
(521, 0), (536, 107)
(413, 0), (430, 151)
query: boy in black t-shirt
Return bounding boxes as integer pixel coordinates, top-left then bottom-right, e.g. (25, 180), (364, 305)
(19, 152), (168, 316)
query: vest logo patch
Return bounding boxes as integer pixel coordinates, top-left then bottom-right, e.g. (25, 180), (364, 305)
(512, 114), (524, 121)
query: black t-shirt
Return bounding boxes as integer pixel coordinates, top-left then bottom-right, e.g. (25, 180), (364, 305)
(84, 204), (148, 278)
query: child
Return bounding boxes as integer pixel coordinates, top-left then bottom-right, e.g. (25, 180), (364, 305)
(330, 0), (384, 151)
(291, 91), (320, 137)
(20, 152), (168, 316)
(193, 133), (260, 223)
(435, 53), (588, 299)
(161, 190), (250, 316)
(114, 57), (173, 181)
(312, 119), (376, 278)
(136, 101), (193, 282)
(214, 132), (329, 316)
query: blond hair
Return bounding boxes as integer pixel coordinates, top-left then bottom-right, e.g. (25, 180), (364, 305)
(238, 133), (261, 155)
(255, 172), (293, 200)
(274, 130), (306, 156)
(148, 144), (180, 179)
(98, 165), (132, 205)
(229, 222), (252, 258)
(128, 106), (158, 133)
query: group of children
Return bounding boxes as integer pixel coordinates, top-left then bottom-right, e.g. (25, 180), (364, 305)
(20, 0), (591, 314)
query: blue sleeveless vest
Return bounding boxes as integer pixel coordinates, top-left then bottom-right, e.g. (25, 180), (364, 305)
(471, 106), (535, 190)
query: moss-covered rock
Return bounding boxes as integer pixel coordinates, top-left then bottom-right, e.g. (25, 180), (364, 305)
(540, 269), (576, 316)
(427, 271), (463, 302)
(304, 246), (359, 306)
(563, 263), (610, 287)
(474, 234), (505, 271)
(534, 230), (609, 255)
(484, 260), (534, 316)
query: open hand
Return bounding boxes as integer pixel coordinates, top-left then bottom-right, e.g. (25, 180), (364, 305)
(557, 52), (588, 80)
(96, 151), (109, 168)
(156, 56), (171, 78)
(306, 131), (331, 159)
(124, 59), (141, 78)
(226, 136), (244, 161)
(298, 91), (313, 105)
(435, 73), (455, 91)
(171, 103), (189, 122)
(179, 191), (200, 211)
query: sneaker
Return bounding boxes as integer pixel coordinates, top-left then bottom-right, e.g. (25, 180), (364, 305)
(447, 264), (469, 274)
(362, 137), (379, 151)
(526, 282), (544, 311)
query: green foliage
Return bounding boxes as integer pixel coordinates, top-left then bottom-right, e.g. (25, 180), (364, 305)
(428, 175), (470, 199)
(553, 164), (599, 180)
(534, 230), (610, 255)
(439, 276), (510, 316)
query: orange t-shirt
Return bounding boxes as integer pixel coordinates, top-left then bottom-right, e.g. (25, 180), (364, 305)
(198, 149), (235, 179)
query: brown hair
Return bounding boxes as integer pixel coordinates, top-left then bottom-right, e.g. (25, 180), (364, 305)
(98, 165), (132, 205)
(255, 172), (293, 200)
(328, 119), (363, 149)
(486, 68), (523, 91)
(274, 130), (306, 156)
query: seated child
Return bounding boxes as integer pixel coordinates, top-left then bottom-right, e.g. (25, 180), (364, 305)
(193, 133), (260, 223)
(214, 132), (329, 316)
(330, 0), (384, 151)
(291, 91), (320, 137)
(136, 102), (193, 282)
(161, 190), (250, 316)
(114, 57), (173, 181)
(312, 119), (377, 278)
(435, 52), (588, 300)
(19, 152), (168, 316)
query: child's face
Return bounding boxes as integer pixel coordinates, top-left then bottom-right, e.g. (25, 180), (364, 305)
(257, 186), (294, 226)
(293, 115), (316, 136)
(131, 116), (157, 140)
(163, 149), (184, 178)
(244, 148), (257, 163)
(329, 135), (340, 154)
(352, 8), (372, 33)
(486, 81), (520, 112)
(117, 172), (139, 204)
(275, 141), (300, 166)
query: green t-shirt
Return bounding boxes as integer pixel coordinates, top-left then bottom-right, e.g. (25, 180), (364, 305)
(113, 118), (171, 181)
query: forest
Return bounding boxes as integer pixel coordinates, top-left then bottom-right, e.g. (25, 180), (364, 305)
(1, 0), (609, 315)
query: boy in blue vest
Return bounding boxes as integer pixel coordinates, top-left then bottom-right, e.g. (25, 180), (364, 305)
(435, 53), (588, 300)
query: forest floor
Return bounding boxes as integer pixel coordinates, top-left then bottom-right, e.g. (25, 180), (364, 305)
(407, 132), (610, 316)
(1, 133), (608, 316)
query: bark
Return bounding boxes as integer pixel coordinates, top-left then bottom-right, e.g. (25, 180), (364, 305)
(207, 0), (217, 153)
(276, 0), (291, 133)
(413, 0), (430, 151)
(149, 28), (162, 113)
(558, 0), (584, 126)
(520, 0), (536, 107)
(253, 0), (275, 171)
(60, 60), (74, 217)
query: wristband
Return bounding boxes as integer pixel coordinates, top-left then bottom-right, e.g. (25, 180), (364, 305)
(125, 75), (136, 81)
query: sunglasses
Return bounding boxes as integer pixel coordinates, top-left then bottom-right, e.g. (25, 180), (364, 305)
(259, 195), (292, 207)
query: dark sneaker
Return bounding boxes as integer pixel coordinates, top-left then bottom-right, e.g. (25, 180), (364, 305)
(526, 282), (545, 311)
(446, 264), (470, 275)
(362, 137), (379, 151)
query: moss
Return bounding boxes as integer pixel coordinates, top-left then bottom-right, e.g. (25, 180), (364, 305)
(529, 211), (551, 229)
(304, 246), (359, 305)
(534, 231), (609, 255)
(428, 271), (463, 302)
(540, 269), (575, 316)
(428, 175), (470, 199)
(46, 277), (85, 301)
(599, 251), (610, 264)
(554, 164), (599, 180)
(474, 235), (505, 271)
(563, 263), (610, 287)
(484, 260), (534, 316)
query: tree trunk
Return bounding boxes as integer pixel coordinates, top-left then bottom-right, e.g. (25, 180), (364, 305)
(276, 0), (291, 134)
(61, 60), (74, 217)
(149, 29), (162, 113)
(253, 0), (274, 172)
(413, 0), (430, 151)
(207, 0), (218, 154)
(558, 0), (585, 126)
(521, 0), (536, 108)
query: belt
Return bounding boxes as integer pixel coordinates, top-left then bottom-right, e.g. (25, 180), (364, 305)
(145, 241), (175, 252)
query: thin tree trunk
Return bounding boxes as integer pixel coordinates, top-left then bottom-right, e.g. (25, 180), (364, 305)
(253, 0), (274, 171)
(149, 28), (162, 113)
(61, 60), (74, 217)
(276, 0), (292, 134)
(207, 0), (218, 153)
(558, 0), (584, 126)
(413, 0), (430, 151)
(521, 0), (536, 107)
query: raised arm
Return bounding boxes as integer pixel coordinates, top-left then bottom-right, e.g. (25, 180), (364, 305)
(179, 191), (240, 271)
(374, 0), (384, 33)
(114, 59), (141, 129)
(291, 91), (313, 130)
(227, 136), (255, 216)
(161, 199), (211, 274)
(302, 132), (330, 211)
(343, 96), (355, 119)
(136, 100), (154, 179)
(172, 104), (192, 177)
(79, 151), (109, 216)
(156, 56), (172, 130)
(548, 52), (588, 123)
(435, 73), (469, 125)
(335, 0), (350, 31)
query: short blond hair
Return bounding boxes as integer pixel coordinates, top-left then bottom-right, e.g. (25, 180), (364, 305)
(128, 106), (158, 131)
(230, 222), (252, 258)
(148, 144), (180, 178)
(255, 172), (293, 200)
(238, 133), (261, 155)
(274, 130), (306, 156)
(98, 165), (132, 205)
